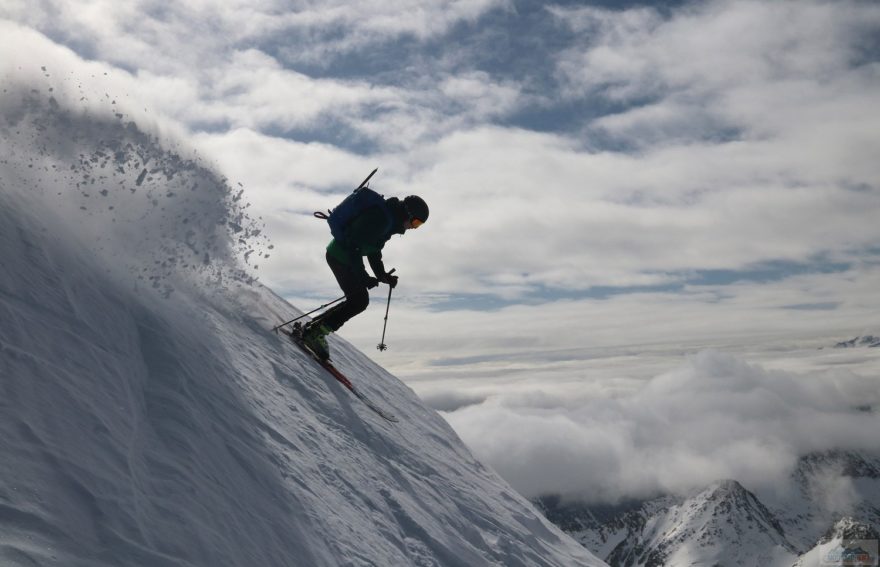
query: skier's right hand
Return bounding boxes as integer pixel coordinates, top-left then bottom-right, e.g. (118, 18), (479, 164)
(364, 276), (379, 289)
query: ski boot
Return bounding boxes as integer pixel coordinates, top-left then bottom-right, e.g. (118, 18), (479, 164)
(301, 321), (332, 361)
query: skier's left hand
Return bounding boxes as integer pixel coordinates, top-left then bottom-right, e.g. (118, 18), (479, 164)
(379, 272), (398, 289)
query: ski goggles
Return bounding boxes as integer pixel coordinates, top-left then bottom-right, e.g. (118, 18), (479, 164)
(410, 217), (425, 229)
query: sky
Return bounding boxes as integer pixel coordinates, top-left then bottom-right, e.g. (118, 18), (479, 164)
(2, 0), (880, 504)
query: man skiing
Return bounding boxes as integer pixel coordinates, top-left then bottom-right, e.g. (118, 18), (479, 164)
(301, 191), (429, 360)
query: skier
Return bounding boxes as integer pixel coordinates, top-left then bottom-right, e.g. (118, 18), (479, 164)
(301, 193), (429, 360)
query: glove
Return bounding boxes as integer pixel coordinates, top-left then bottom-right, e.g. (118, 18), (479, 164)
(379, 272), (399, 289)
(364, 276), (379, 289)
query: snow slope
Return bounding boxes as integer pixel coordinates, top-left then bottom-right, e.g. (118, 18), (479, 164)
(0, 88), (603, 566)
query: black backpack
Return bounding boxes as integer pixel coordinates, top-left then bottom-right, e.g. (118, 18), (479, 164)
(314, 168), (391, 241)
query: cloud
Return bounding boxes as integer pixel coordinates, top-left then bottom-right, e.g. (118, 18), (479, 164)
(806, 463), (860, 517)
(443, 350), (880, 503)
(552, 1), (880, 150)
(196, 49), (403, 132)
(422, 390), (489, 413)
(552, 1), (879, 97)
(2, 1), (524, 150)
(3, 0), (509, 71)
(268, 0), (513, 64)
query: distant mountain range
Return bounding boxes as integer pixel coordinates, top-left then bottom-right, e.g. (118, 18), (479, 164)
(833, 335), (880, 348)
(536, 451), (880, 566)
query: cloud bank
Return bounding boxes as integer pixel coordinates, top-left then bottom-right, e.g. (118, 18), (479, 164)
(445, 350), (880, 503)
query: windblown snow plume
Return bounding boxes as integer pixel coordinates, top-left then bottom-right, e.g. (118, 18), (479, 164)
(0, 74), (271, 298)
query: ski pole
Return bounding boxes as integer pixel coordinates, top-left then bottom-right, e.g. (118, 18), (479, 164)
(273, 296), (345, 333)
(376, 270), (396, 351)
(357, 167), (378, 190)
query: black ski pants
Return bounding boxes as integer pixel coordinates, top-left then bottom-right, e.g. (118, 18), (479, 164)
(314, 250), (370, 332)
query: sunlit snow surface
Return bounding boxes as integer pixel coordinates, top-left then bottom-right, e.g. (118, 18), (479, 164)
(0, 89), (602, 566)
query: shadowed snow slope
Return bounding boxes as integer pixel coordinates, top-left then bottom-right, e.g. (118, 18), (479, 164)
(0, 94), (602, 566)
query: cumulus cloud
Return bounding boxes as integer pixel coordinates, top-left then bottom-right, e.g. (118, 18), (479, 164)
(553, 1), (880, 152)
(270, 0), (512, 63)
(443, 350), (880, 503)
(2, 0), (509, 70)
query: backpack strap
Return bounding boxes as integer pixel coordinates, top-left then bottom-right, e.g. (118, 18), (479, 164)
(313, 167), (378, 222)
(378, 200), (394, 237)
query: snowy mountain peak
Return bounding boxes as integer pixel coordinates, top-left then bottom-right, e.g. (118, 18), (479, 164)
(610, 480), (796, 566)
(821, 517), (880, 543)
(695, 479), (788, 535)
(702, 478), (754, 503)
(553, 480), (799, 566)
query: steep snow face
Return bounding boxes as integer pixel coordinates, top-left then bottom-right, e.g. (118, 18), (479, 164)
(0, 92), (604, 566)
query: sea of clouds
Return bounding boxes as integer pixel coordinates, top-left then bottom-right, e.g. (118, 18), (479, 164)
(445, 349), (880, 504)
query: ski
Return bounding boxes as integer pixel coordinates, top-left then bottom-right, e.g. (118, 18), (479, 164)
(279, 323), (399, 423)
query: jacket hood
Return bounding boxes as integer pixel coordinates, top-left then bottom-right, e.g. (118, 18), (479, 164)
(385, 197), (407, 235)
